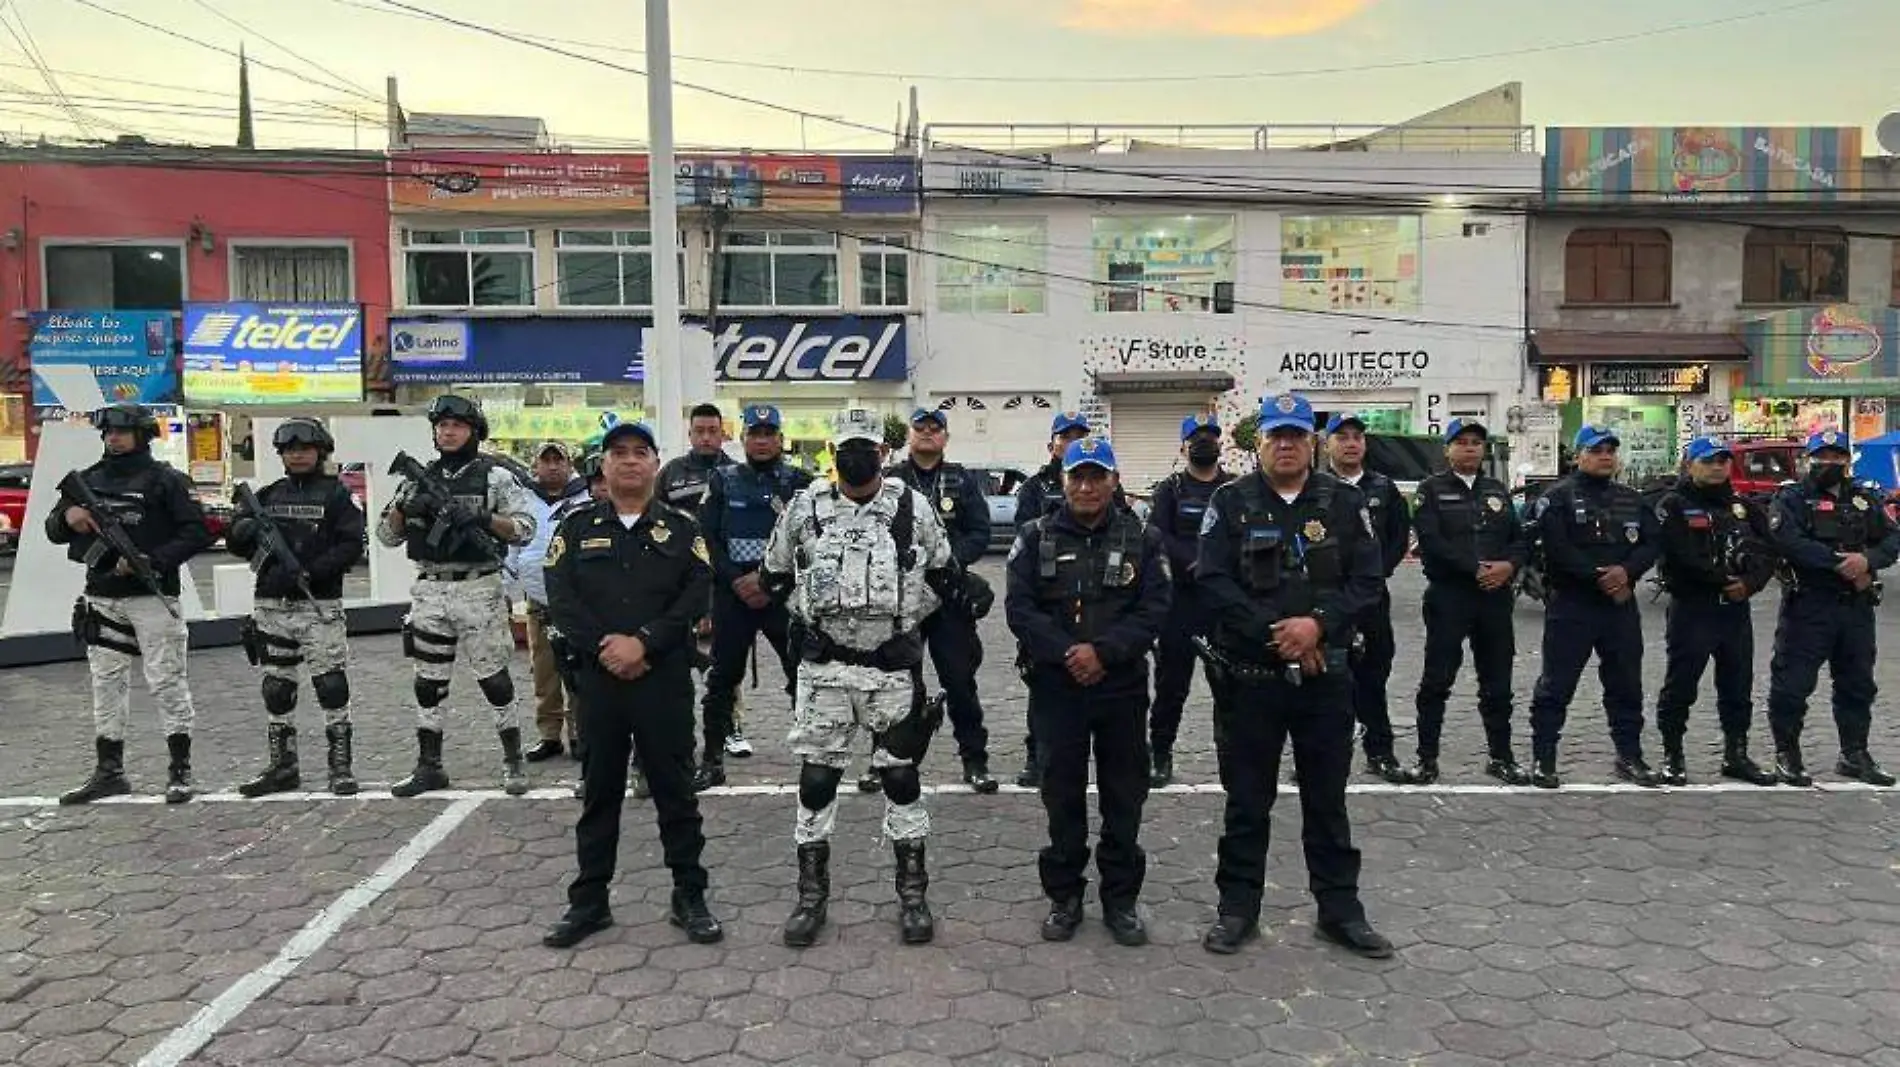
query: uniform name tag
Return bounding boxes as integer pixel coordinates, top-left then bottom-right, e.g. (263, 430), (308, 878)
(580, 538), (614, 550)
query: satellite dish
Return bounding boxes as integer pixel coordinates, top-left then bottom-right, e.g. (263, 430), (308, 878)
(1879, 112), (1900, 156)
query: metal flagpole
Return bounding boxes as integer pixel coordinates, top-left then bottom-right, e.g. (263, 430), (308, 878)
(643, 0), (685, 457)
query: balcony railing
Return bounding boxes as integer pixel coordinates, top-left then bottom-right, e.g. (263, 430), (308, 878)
(923, 123), (1535, 154)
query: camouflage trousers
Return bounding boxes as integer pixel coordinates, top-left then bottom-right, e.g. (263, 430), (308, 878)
(254, 597), (351, 726)
(404, 574), (519, 732)
(84, 594), (194, 741)
(790, 661), (929, 845)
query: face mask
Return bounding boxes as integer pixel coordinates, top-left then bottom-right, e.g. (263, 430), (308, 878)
(835, 448), (881, 487)
(1813, 463), (1846, 489)
(1187, 440), (1221, 468)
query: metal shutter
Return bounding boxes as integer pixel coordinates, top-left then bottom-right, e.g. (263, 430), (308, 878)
(1106, 396), (1193, 496)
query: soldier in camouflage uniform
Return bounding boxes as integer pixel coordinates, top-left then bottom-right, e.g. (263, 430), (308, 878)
(761, 409), (959, 948)
(377, 395), (539, 796)
(227, 419), (367, 797)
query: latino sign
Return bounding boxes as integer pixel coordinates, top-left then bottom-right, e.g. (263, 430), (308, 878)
(1588, 362), (1709, 396)
(1278, 347), (1431, 390)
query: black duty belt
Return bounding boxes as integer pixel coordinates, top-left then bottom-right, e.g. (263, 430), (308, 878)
(419, 568), (500, 582)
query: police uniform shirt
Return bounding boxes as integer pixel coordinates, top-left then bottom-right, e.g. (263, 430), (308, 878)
(889, 458), (991, 567)
(542, 499), (714, 669)
(1534, 473), (1661, 597)
(1412, 470), (1525, 586)
(657, 451), (735, 513)
(1337, 469), (1413, 578)
(1770, 478), (1900, 591)
(227, 473), (366, 600)
(1656, 478), (1776, 596)
(1003, 505), (1172, 692)
(1147, 469), (1233, 584)
(46, 451), (213, 599)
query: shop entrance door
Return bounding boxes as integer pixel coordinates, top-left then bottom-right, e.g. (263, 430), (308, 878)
(1107, 394), (1204, 497)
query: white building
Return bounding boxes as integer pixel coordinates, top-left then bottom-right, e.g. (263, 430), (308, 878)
(914, 85), (1541, 489)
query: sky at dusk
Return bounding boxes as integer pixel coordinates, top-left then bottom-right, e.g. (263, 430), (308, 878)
(5, 0), (1895, 152)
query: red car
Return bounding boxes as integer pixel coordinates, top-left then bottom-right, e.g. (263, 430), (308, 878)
(0, 464), (26, 555)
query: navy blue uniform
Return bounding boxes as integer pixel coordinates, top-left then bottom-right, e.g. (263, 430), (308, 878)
(1527, 472), (1661, 768)
(1765, 475), (1899, 774)
(1411, 470), (1526, 769)
(1145, 468), (1233, 762)
(1197, 471), (1381, 928)
(889, 458), (993, 766)
(1653, 478), (1778, 753)
(1340, 470), (1411, 763)
(1006, 506), (1170, 914)
(697, 460), (812, 762)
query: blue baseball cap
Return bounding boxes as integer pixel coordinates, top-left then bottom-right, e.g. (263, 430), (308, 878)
(1575, 424), (1621, 451)
(600, 420), (659, 452)
(1051, 410), (1090, 436)
(1683, 436), (1733, 463)
(1180, 413), (1221, 441)
(1445, 417), (1488, 444)
(1061, 436), (1118, 473)
(910, 407), (948, 429)
(1805, 428), (1850, 456)
(743, 404), (782, 431)
(1257, 393), (1316, 435)
(1324, 412), (1368, 435)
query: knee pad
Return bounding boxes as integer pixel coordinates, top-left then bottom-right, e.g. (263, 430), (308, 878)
(880, 764), (922, 805)
(797, 762), (844, 811)
(311, 671), (350, 711)
(476, 669), (515, 707)
(261, 676), (299, 716)
(414, 676), (451, 708)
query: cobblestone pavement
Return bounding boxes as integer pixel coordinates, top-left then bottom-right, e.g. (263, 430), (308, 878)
(3, 561), (1900, 1066)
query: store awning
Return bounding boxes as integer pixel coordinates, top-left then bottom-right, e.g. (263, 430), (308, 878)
(1093, 370), (1236, 394)
(1528, 330), (1749, 365)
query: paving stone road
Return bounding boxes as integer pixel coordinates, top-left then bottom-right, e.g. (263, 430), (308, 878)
(3, 561), (1899, 1066)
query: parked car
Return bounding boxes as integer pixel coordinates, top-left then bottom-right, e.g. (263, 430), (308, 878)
(969, 465), (1032, 553)
(0, 463), (26, 555)
(196, 489), (233, 545)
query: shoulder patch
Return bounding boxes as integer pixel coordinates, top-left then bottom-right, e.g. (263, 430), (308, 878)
(1769, 510), (1783, 530)
(544, 534), (566, 568)
(692, 535), (710, 564)
(1360, 507), (1375, 538)
(1534, 497), (1550, 518)
(1007, 532), (1028, 562)
(1655, 501), (1670, 522)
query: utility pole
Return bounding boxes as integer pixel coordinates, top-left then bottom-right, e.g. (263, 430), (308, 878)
(644, 0), (686, 457)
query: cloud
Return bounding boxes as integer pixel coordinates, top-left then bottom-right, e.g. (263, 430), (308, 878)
(1058, 0), (1380, 38)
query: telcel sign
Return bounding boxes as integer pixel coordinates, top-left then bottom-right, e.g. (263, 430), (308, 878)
(182, 302), (364, 404)
(711, 316), (907, 382)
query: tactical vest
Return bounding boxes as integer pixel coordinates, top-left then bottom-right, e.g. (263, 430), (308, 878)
(1033, 510), (1146, 642)
(406, 457), (497, 566)
(798, 486), (918, 630)
(1228, 475), (1343, 617)
(893, 461), (971, 526)
(1806, 487), (1876, 551)
(662, 458), (727, 512)
(1564, 479), (1643, 547)
(720, 464), (799, 567)
(1163, 470), (1228, 542)
(1427, 473), (1514, 559)
(261, 475), (336, 539)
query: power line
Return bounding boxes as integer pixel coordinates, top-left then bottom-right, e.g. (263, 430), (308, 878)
(2, 3), (99, 138)
(179, 0), (378, 102)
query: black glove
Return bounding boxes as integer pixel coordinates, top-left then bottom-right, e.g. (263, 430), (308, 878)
(961, 572), (995, 620)
(256, 560), (309, 599)
(403, 486), (444, 523)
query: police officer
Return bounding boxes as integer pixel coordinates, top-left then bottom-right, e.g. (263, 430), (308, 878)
(1007, 437), (1170, 946)
(885, 407), (997, 794)
(1013, 410), (1098, 788)
(378, 395), (539, 797)
(540, 420), (725, 948)
(1527, 425), (1662, 788)
(1144, 413), (1232, 787)
(658, 403), (736, 512)
(1410, 418), (1531, 785)
(1651, 436), (1780, 786)
(762, 409), (959, 948)
(48, 403), (213, 805)
(1765, 429), (1899, 786)
(695, 403), (812, 789)
(1324, 412), (1413, 783)
(228, 418), (367, 797)
(1196, 393), (1392, 959)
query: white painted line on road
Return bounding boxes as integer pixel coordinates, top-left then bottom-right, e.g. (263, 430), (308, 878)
(134, 796), (485, 1067)
(1, 780), (1893, 809)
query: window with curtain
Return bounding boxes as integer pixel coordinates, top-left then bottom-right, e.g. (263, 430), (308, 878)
(233, 246), (352, 301)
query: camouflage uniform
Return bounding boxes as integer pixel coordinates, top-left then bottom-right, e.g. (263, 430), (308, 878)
(87, 595), (193, 741)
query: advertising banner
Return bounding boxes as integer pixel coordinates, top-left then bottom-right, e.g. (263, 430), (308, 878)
(709, 315), (907, 382)
(1743, 305), (1900, 397)
(1545, 126), (1863, 202)
(29, 310), (177, 410)
(182, 302), (363, 404)
(1588, 362), (1709, 396)
(840, 157), (919, 214)
(391, 152), (651, 214)
(677, 154), (841, 210)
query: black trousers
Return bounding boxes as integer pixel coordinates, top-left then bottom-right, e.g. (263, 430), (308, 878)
(1213, 671), (1364, 926)
(923, 608), (988, 763)
(1350, 588), (1399, 759)
(1150, 584), (1215, 757)
(1656, 595), (1756, 744)
(702, 586), (795, 755)
(1767, 590), (1878, 752)
(1529, 590), (1647, 763)
(1415, 583), (1518, 761)
(570, 663), (707, 913)
(1032, 680), (1150, 909)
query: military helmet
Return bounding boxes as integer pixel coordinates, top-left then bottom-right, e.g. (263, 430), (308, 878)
(91, 403), (159, 439)
(272, 417), (335, 454)
(426, 394), (489, 441)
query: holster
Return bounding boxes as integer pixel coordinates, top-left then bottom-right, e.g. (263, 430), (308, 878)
(238, 616), (262, 667)
(877, 686), (945, 763)
(73, 600), (141, 658)
(70, 597), (87, 649)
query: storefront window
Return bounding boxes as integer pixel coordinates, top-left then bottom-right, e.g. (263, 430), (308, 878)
(934, 218), (1046, 314)
(1731, 397), (1844, 440)
(860, 235), (910, 308)
(555, 230), (684, 308)
(1581, 398), (1676, 482)
(718, 232), (839, 309)
(1091, 215), (1235, 313)
(1280, 216), (1420, 312)
(403, 229), (534, 308)
(46, 244), (184, 310)
(1742, 227), (1847, 304)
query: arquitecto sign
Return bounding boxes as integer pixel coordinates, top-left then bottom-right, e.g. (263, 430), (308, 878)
(1279, 346), (1431, 390)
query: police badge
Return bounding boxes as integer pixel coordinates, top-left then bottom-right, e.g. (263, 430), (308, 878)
(940, 497), (955, 513)
(1303, 519), (1326, 541)
(1487, 496), (1504, 513)
(1731, 503), (1748, 519)
(1854, 496), (1870, 511)
(1625, 524), (1640, 543)
(650, 523), (672, 544)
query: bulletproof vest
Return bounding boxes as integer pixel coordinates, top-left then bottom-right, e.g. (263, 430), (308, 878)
(1563, 477), (1643, 549)
(261, 475), (335, 538)
(1428, 472), (1514, 559)
(1164, 470), (1229, 541)
(662, 457), (727, 511)
(893, 461), (971, 526)
(797, 485), (917, 630)
(1034, 510), (1147, 642)
(1228, 475), (1344, 617)
(71, 459), (170, 564)
(406, 457), (496, 566)
(1806, 485), (1876, 550)
(720, 463), (799, 567)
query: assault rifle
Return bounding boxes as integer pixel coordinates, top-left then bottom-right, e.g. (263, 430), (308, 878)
(233, 482), (315, 603)
(58, 470), (179, 619)
(388, 451), (512, 573)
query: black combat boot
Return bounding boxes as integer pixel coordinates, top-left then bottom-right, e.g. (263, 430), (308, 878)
(1408, 757), (1441, 786)
(1150, 749), (1174, 789)
(1659, 737), (1689, 787)
(1041, 897), (1084, 942)
(1837, 750), (1897, 787)
(498, 727), (529, 796)
(1485, 754), (1531, 786)
(1016, 746), (1043, 789)
(1365, 754), (1413, 784)
(326, 723), (359, 796)
(1613, 754), (1661, 788)
(60, 737), (131, 805)
(894, 840), (934, 945)
(165, 734), (195, 804)
(1530, 755), (1561, 790)
(963, 758), (999, 795)
(782, 842), (830, 948)
(391, 729), (450, 797)
(693, 755), (726, 792)
(669, 887), (724, 944)
(1774, 731), (1812, 787)
(1718, 734), (1775, 786)
(857, 766), (882, 793)
(239, 724), (301, 798)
